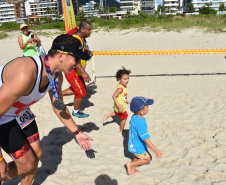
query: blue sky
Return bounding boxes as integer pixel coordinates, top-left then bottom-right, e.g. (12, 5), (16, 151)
(116, 0), (161, 5)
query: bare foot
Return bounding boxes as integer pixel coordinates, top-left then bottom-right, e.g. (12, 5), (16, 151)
(133, 170), (141, 175)
(126, 162), (132, 175)
(102, 114), (108, 123)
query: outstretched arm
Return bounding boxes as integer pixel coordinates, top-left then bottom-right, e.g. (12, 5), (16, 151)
(144, 139), (163, 160)
(48, 72), (93, 150)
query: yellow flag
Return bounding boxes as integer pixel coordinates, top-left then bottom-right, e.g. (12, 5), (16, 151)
(62, 0), (76, 33)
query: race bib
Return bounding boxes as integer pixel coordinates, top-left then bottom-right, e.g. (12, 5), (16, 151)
(16, 108), (36, 129)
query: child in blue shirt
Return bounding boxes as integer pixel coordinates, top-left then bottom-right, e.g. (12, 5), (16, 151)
(126, 96), (163, 175)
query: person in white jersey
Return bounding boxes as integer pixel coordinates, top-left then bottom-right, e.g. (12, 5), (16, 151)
(0, 34), (92, 185)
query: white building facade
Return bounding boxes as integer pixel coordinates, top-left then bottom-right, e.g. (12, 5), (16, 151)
(183, 0), (226, 14)
(25, 0), (58, 17)
(82, 0), (99, 17)
(162, 0), (183, 14)
(115, 0), (140, 17)
(140, 0), (156, 15)
(0, 0), (26, 24)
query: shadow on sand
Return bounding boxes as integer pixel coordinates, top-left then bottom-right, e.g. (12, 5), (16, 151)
(95, 174), (118, 185)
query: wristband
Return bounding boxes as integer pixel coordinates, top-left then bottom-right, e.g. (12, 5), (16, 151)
(73, 128), (81, 136)
(0, 156), (3, 162)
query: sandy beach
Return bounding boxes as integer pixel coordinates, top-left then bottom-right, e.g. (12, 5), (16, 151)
(0, 28), (226, 185)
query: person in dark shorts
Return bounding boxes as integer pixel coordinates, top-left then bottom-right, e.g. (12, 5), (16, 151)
(0, 34), (93, 184)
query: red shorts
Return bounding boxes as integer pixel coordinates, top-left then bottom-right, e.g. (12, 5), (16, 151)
(65, 69), (87, 99)
(115, 111), (128, 120)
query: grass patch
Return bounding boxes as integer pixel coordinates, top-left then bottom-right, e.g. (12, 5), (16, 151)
(0, 32), (8, 39)
(89, 14), (226, 33)
(0, 15), (225, 33)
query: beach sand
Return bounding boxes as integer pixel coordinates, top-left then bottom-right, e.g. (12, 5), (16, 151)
(0, 29), (226, 185)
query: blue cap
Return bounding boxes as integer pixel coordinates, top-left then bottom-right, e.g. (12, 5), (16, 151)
(130, 96), (154, 113)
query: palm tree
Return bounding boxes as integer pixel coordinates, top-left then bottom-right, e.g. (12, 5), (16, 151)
(52, 7), (57, 18)
(189, 4), (195, 15)
(219, 3), (225, 15)
(177, 1), (182, 14)
(46, 7), (51, 18)
(125, 10), (131, 17)
(161, 6), (166, 14)
(154, 10), (159, 15)
(166, 6), (170, 13)
(94, 3), (99, 10)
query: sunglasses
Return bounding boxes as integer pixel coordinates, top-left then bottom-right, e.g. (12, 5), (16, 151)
(57, 50), (81, 63)
(22, 27), (28, 30)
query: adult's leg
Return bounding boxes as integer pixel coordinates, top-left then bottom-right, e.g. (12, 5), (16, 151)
(21, 141), (42, 185)
(20, 120), (42, 185)
(73, 97), (83, 110)
(0, 120), (39, 184)
(0, 145), (37, 184)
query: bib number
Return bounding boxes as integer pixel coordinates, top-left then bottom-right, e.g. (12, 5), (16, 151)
(16, 108), (36, 129)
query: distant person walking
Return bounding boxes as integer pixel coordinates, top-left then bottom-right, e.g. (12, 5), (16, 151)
(62, 20), (93, 118)
(18, 23), (41, 57)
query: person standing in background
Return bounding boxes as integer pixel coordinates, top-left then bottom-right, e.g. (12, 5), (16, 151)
(62, 20), (93, 118)
(18, 23), (41, 57)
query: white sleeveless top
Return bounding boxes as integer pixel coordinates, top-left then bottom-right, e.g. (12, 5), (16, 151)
(0, 56), (54, 125)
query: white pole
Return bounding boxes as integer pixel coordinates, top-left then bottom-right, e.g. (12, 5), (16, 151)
(92, 56), (96, 87)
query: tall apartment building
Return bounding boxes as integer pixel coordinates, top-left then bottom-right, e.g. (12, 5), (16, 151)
(82, 0), (99, 17)
(162, 0), (183, 14)
(0, 0), (26, 24)
(25, 0), (58, 17)
(183, 0), (226, 14)
(115, 0), (140, 17)
(140, 0), (156, 15)
(57, 0), (78, 16)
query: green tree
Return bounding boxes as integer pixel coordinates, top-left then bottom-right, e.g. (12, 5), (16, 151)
(46, 7), (52, 19)
(188, 4), (195, 15)
(94, 3), (99, 10)
(199, 6), (217, 14)
(205, 3), (212, 8)
(125, 10), (131, 17)
(52, 7), (57, 18)
(219, 3), (225, 15)
(109, 7), (118, 13)
(139, 11), (148, 18)
(177, 1), (182, 13)
(154, 10), (159, 15)
(161, 6), (166, 14)
(166, 6), (170, 13)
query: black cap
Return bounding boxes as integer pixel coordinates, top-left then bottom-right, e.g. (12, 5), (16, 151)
(51, 43), (91, 61)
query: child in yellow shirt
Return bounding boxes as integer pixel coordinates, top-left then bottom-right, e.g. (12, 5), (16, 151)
(103, 67), (131, 132)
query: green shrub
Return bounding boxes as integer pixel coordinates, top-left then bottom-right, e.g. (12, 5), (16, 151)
(0, 22), (20, 31)
(199, 7), (217, 15)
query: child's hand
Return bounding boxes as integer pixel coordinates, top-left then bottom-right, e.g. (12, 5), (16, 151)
(155, 150), (163, 160)
(126, 100), (130, 104)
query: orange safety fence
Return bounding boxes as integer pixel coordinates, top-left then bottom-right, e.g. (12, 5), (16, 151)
(93, 49), (226, 56)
